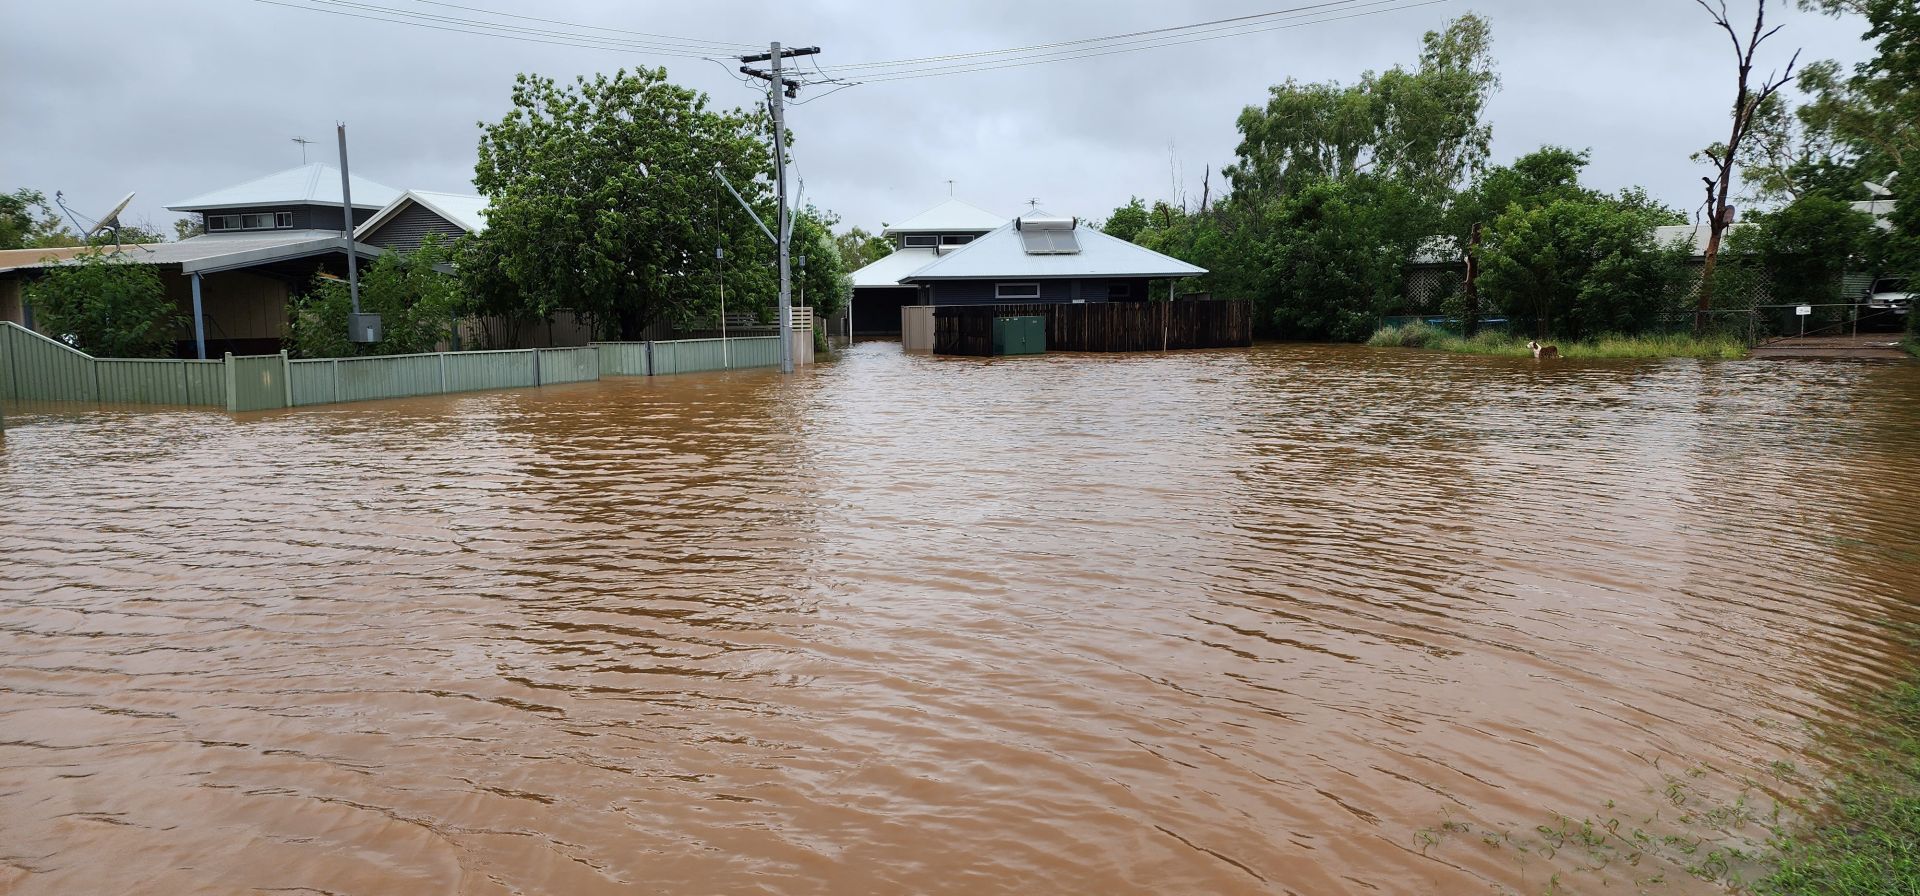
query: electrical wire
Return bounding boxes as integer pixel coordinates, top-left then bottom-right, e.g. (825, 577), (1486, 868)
(818, 0), (1377, 72)
(816, 0), (1441, 83)
(246, 0), (729, 59)
(299, 0), (737, 56)
(401, 0), (756, 49)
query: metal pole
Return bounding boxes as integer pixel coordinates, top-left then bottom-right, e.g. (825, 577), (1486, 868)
(718, 245), (730, 369)
(337, 123), (361, 317)
(190, 272), (206, 359)
(770, 43), (794, 374)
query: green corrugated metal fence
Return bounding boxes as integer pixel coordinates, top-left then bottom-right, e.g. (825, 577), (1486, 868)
(1, 321), (227, 407)
(225, 353), (291, 412)
(592, 337), (782, 376)
(537, 347), (599, 384)
(3, 323), (791, 418)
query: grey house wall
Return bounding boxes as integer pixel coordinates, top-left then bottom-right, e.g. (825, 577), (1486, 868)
(362, 202), (469, 251)
(195, 203), (378, 233)
(921, 278), (1151, 306)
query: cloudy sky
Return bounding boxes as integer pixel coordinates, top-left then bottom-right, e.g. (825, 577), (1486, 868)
(0, 0), (1871, 239)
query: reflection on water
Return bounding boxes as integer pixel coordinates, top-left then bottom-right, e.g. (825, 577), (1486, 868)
(3, 343), (1918, 894)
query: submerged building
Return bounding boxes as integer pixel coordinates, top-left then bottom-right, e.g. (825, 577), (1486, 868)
(849, 198), (1207, 337)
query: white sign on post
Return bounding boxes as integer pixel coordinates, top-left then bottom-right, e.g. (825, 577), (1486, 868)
(1796, 305), (1813, 316)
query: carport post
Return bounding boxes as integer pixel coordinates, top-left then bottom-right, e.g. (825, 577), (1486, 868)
(191, 272), (206, 359)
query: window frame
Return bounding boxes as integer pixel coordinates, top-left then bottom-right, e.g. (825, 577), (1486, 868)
(1108, 282), (1132, 299)
(995, 282), (1041, 300)
(940, 234), (973, 246)
(902, 234), (938, 248)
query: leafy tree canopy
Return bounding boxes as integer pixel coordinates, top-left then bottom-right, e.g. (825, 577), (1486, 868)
(290, 236), (464, 358)
(465, 68), (779, 340)
(1102, 197), (1151, 243)
(24, 252), (181, 357)
(1226, 14), (1498, 201)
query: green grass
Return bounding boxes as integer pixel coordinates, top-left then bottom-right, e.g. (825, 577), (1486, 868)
(1367, 322), (1749, 360)
(1754, 681), (1920, 895)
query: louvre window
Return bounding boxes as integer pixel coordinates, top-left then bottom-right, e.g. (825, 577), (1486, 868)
(996, 283), (1041, 300)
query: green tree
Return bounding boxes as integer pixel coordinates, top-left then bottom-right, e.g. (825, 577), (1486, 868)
(465, 68), (778, 340)
(1479, 196), (1691, 340)
(1723, 195), (1876, 302)
(289, 236), (464, 357)
(1102, 197), (1151, 243)
(173, 215), (205, 241)
(1236, 176), (1433, 341)
(24, 252), (180, 357)
(832, 225), (891, 272)
(1227, 14), (1498, 202)
(793, 206), (850, 324)
(0, 188), (43, 249)
(1793, 0), (1918, 173)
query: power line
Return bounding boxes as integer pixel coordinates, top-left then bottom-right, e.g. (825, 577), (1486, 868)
(819, 0), (1376, 72)
(301, 0), (741, 55)
(822, 1), (1447, 85)
(245, 0), (733, 59)
(401, 0), (757, 49)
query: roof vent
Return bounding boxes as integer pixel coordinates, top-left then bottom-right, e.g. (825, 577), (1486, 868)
(1017, 215), (1081, 255)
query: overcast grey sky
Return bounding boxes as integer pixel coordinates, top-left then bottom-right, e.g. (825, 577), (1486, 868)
(0, 0), (1872, 239)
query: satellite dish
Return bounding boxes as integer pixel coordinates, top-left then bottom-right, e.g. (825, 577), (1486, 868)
(87, 192), (136, 236)
(1866, 181), (1892, 197)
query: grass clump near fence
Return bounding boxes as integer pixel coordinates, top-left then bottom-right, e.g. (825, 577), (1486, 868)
(1754, 680), (1920, 895)
(1367, 322), (1748, 360)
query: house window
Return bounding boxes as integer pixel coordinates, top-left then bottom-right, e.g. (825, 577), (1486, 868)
(996, 282), (1041, 300)
(903, 235), (937, 248)
(208, 213), (289, 232)
(1109, 282), (1132, 299)
(940, 234), (973, 246)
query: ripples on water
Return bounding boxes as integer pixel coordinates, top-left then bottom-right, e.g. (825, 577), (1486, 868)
(2, 343), (1918, 894)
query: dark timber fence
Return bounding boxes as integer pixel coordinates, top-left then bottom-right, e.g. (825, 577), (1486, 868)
(933, 300), (1254, 356)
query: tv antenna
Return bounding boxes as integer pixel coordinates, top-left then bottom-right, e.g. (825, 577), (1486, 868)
(292, 136), (316, 163)
(946, 179), (955, 197)
(1026, 197), (1041, 210)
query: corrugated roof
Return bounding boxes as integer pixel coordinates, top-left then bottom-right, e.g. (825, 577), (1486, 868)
(850, 247), (938, 288)
(355, 190), (490, 239)
(0, 231), (378, 275)
(166, 164), (401, 212)
(882, 199), (1005, 235)
(901, 221), (1206, 281)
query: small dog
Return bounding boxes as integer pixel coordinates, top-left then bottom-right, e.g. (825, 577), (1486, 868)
(1527, 340), (1560, 360)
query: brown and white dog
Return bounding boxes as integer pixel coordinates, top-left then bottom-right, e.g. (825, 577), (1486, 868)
(1527, 340), (1560, 360)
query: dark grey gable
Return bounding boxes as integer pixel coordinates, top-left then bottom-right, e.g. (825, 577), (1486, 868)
(363, 201), (468, 251)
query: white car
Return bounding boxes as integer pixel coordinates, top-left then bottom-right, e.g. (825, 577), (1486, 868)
(1867, 277), (1913, 316)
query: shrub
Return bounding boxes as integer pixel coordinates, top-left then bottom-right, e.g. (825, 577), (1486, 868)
(23, 251), (180, 357)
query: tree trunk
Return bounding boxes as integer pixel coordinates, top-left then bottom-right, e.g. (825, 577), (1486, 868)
(1463, 222), (1482, 338)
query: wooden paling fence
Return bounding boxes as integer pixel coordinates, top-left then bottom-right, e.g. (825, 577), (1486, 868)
(933, 300), (1253, 357)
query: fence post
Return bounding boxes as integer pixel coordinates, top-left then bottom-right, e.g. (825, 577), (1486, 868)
(533, 349), (543, 387)
(645, 341), (654, 377)
(223, 352), (237, 412)
(331, 358), (340, 404)
(279, 351), (292, 408)
(438, 352), (448, 395)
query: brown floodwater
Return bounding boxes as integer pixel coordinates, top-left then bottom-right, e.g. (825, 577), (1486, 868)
(3, 342), (1919, 895)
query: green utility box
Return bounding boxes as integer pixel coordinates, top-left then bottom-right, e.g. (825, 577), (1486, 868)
(991, 315), (1046, 356)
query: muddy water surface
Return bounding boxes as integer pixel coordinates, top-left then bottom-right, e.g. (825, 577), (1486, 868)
(3, 343), (1920, 895)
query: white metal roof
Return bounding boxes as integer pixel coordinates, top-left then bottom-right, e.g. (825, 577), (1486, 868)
(0, 231), (382, 275)
(901, 221), (1206, 281)
(850, 247), (938, 288)
(882, 198), (1005, 236)
(355, 190), (490, 239)
(166, 164), (402, 212)
(1652, 223), (1759, 257)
